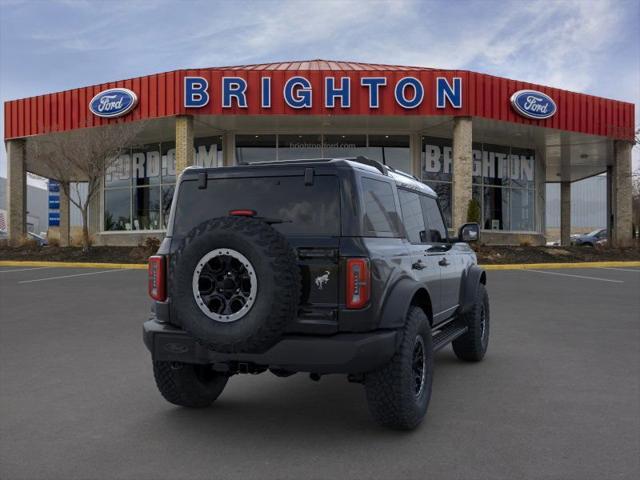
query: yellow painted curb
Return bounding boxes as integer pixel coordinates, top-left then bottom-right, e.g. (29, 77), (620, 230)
(0, 260), (147, 269)
(482, 261), (640, 270)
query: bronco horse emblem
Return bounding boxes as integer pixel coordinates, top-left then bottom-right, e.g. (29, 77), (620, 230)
(314, 271), (330, 290)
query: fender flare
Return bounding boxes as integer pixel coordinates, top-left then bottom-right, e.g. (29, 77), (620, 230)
(378, 277), (433, 329)
(459, 265), (487, 315)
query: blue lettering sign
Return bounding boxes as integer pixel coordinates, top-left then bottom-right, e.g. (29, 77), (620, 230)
(261, 77), (271, 108)
(510, 89), (556, 120)
(360, 77), (387, 108)
(325, 77), (351, 108)
(184, 77), (209, 108)
(436, 77), (462, 108)
(89, 88), (138, 118)
(222, 77), (248, 108)
(283, 76), (312, 109)
(394, 77), (424, 109)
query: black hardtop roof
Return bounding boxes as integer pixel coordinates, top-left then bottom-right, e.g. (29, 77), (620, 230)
(183, 157), (437, 197)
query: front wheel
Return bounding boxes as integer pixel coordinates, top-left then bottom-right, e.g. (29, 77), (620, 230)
(364, 306), (433, 430)
(153, 361), (228, 408)
(452, 283), (490, 362)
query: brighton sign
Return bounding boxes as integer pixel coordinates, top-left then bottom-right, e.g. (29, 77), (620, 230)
(89, 88), (138, 118)
(183, 75), (464, 110)
(510, 89), (556, 120)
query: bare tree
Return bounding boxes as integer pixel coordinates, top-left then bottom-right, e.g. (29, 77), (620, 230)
(27, 122), (143, 251)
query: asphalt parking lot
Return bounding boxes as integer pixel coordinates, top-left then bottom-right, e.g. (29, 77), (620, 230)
(1, 265), (639, 480)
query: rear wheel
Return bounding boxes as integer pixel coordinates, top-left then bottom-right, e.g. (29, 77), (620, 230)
(364, 306), (433, 430)
(153, 361), (228, 408)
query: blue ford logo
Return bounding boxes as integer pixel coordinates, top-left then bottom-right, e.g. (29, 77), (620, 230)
(89, 88), (138, 118)
(510, 89), (556, 120)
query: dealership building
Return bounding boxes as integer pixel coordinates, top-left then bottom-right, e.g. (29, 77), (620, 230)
(3, 60), (635, 246)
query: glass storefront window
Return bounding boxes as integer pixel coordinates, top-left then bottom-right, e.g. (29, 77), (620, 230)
(278, 134), (323, 160)
(104, 188), (131, 231)
(510, 188), (535, 231)
(194, 136), (223, 168)
(133, 186), (160, 230)
(132, 143), (161, 187)
(369, 135), (411, 173)
(105, 153), (131, 188)
(161, 185), (175, 229)
(236, 135), (277, 164)
(161, 142), (177, 184)
(322, 134), (367, 159)
(423, 136), (537, 232)
(484, 186), (509, 230)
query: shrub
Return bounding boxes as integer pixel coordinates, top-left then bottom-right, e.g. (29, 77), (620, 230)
(467, 198), (481, 224)
(143, 236), (161, 254)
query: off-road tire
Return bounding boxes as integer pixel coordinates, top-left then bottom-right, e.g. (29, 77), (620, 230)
(452, 283), (489, 362)
(364, 306), (433, 430)
(171, 216), (300, 353)
(153, 361), (228, 408)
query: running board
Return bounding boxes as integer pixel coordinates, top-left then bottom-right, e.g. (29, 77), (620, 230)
(432, 321), (468, 351)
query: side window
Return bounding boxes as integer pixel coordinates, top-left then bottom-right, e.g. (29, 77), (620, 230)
(398, 189), (426, 244)
(361, 177), (400, 235)
(420, 195), (448, 243)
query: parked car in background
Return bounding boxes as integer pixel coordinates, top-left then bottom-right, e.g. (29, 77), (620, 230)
(571, 229), (607, 247)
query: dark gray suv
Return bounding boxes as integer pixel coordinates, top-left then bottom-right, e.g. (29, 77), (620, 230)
(144, 157), (489, 430)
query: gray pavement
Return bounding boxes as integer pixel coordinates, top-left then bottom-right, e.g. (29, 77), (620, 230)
(1, 265), (639, 480)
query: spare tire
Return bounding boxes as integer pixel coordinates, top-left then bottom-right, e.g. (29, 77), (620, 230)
(171, 216), (300, 353)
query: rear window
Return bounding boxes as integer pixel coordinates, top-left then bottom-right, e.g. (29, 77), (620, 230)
(172, 175), (340, 237)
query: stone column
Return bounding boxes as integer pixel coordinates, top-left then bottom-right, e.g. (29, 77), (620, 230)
(222, 133), (236, 167)
(6, 139), (27, 245)
(59, 182), (70, 247)
(410, 133), (422, 178)
(175, 115), (194, 174)
(611, 141), (633, 247)
(560, 181), (571, 246)
(451, 117), (473, 231)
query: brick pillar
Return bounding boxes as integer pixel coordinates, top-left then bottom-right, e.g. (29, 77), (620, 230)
(59, 181), (70, 247)
(6, 139), (27, 245)
(222, 133), (235, 167)
(175, 115), (194, 174)
(611, 141), (633, 247)
(560, 181), (571, 246)
(452, 117), (473, 231)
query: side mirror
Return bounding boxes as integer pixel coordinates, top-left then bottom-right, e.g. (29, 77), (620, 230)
(458, 223), (480, 243)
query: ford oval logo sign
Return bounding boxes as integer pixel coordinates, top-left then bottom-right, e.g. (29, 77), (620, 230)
(510, 90), (556, 120)
(89, 88), (138, 118)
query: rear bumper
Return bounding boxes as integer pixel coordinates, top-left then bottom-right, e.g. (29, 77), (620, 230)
(143, 318), (397, 374)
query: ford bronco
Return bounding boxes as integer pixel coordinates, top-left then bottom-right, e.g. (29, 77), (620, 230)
(143, 157), (489, 430)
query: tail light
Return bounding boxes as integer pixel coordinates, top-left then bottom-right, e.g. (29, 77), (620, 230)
(346, 258), (370, 309)
(148, 255), (166, 301)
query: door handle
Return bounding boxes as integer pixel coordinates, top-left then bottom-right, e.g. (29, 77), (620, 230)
(412, 260), (426, 270)
(438, 258), (450, 267)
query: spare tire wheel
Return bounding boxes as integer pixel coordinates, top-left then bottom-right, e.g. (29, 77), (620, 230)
(171, 216), (300, 353)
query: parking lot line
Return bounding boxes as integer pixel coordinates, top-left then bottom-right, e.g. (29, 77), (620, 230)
(526, 269), (624, 283)
(18, 269), (129, 284)
(597, 267), (640, 273)
(0, 266), (54, 273)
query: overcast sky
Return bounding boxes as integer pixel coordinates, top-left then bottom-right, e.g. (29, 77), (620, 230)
(1, 0), (638, 180)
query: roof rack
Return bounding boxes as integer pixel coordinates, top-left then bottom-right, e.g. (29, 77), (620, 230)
(351, 156), (386, 175)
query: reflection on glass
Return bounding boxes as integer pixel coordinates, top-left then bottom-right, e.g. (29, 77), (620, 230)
(484, 187), (508, 230)
(161, 185), (175, 229)
(422, 136), (453, 183)
(235, 135), (277, 163)
(132, 143), (161, 187)
(194, 136), (223, 168)
(161, 141), (177, 184)
(133, 187), (160, 230)
(322, 134), (367, 159)
(425, 182), (451, 228)
(510, 189), (534, 231)
(369, 135), (411, 173)
(105, 153), (131, 188)
(278, 134), (322, 160)
(104, 188), (131, 231)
